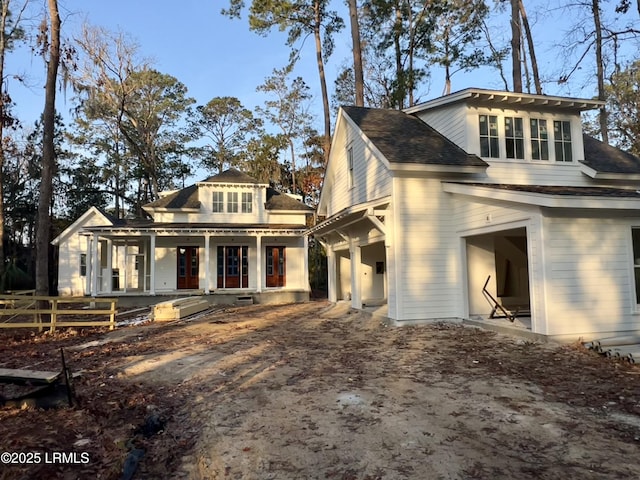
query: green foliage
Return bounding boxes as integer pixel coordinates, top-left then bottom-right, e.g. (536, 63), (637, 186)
(190, 96), (263, 174)
(604, 60), (640, 156)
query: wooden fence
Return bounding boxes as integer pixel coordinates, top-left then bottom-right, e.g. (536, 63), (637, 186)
(0, 293), (118, 332)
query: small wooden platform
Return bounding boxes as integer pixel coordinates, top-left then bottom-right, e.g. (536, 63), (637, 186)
(0, 368), (62, 385)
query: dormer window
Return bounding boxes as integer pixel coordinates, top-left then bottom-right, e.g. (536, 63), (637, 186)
(212, 191), (224, 212)
(504, 117), (524, 159)
(241, 192), (253, 213)
(227, 192), (238, 213)
(479, 115), (499, 158)
(530, 119), (549, 160)
(553, 120), (572, 162)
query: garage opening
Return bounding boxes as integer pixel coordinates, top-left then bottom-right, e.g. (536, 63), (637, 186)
(466, 227), (531, 328)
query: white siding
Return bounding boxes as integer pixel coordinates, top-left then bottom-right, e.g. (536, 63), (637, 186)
(414, 104), (467, 147)
(325, 115), (392, 217)
(542, 216), (640, 337)
(393, 177), (461, 319)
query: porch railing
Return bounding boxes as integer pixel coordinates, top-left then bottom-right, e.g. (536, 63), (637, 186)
(0, 294), (118, 332)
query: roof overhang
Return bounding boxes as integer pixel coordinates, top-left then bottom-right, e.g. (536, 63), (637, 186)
(442, 183), (640, 210)
(307, 196), (391, 237)
(579, 162), (640, 181)
(82, 225), (306, 237)
(389, 163), (487, 174)
(405, 88), (605, 114)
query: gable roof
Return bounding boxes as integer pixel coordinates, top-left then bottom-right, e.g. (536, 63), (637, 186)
(144, 184), (200, 210)
(201, 168), (263, 184)
(266, 188), (314, 211)
(342, 106), (487, 167)
(51, 206), (114, 246)
(581, 134), (640, 175)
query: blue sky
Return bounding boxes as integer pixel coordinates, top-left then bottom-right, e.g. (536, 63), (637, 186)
(6, 1), (639, 139)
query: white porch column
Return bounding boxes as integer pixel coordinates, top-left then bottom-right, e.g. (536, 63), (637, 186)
(303, 235), (310, 291)
(204, 234), (210, 294)
(149, 234), (156, 295)
(91, 233), (99, 296)
(256, 235), (262, 293)
(325, 247), (337, 303)
(105, 238), (113, 294)
(85, 236), (92, 296)
(350, 242), (362, 309)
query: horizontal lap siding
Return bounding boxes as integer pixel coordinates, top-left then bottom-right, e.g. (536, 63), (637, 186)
(395, 177), (460, 319)
(544, 216), (638, 336)
(485, 162), (591, 186)
(415, 106), (467, 147)
(328, 121), (392, 217)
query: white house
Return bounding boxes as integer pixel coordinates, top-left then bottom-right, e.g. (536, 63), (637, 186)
(52, 168), (313, 304)
(310, 88), (640, 341)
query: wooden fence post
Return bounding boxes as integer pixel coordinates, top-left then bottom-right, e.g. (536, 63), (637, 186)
(50, 299), (57, 333)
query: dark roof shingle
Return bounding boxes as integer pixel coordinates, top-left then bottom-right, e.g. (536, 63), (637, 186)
(202, 168), (261, 184)
(266, 188), (314, 211)
(342, 106), (487, 167)
(144, 184), (200, 209)
(582, 135), (640, 174)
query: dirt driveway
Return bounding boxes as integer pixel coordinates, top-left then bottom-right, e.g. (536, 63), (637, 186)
(2, 300), (640, 479)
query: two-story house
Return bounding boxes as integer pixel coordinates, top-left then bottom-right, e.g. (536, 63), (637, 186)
(310, 88), (640, 341)
(53, 168), (313, 304)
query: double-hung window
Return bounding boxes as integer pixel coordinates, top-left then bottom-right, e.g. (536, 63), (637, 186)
(227, 192), (238, 213)
(530, 119), (549, 160)
(479, 115), (499, 158)
(504, 117), (524, 159)
(80, 254), (87, 276)
(212, 191), (224, 212)
(241, 192), (253, 213)
(553, 120), (572, 162)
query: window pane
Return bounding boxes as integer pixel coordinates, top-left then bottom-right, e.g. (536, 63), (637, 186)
(541, 141), (549, 160)
(490, 138), (499, 158)
(227, 192), (238, 212)
(480, 138), (489, 157)
(241, 192), (252, 213)
(479, 115), (488, 135)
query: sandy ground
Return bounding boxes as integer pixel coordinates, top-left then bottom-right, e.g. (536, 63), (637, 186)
(2, 300), (640, 479)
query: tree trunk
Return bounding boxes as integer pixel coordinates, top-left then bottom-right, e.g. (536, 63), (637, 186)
(313, 0), (331, 166)
(519, 0), (542, 94)
(348, 0), (364, 106)
(511, 0), (522, 92)
(592, 0), (609, 143)
(393, 3), (404, 109)
(0, 1), (9, 291)
(36, 0), (60, 296)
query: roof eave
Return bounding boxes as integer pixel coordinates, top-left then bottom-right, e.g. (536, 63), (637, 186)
(442, 182), (640, 210)
(580, 162), (640, 180)
(389, 163), (487, 174)
(405, 88), (604, 114)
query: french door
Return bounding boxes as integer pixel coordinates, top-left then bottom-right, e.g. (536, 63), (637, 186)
(177, 246), (199, 289)
(266, 246), (286, 287)
(217, 246), (248, 288)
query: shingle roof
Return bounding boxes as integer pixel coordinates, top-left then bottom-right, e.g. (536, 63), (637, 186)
(201, 168), (262, 184)
(452, 183), (640, 198)
(342, 106), (487, 167)
(265, 188), (314, 211)
(144, 184), (200, 209)
(582, 135), (640, 174)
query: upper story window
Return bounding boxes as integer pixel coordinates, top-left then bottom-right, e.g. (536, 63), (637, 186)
(241, 192), (253, 213)
(530, 119), (549, 160)
(212, 191), (224, 212)
(504, 117), (524, 159)
(479, 115), (499, 158)
(227, 192), (238, 213)
(632, 228), (640, 305)
(347, 146), (354, 188)
(553, 120), (572, 162)
(478, 114), (573, 163)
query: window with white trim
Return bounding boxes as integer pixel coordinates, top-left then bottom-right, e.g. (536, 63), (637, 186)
(241, 192), (253, 213)
(553, 120), (572, 162)
(504, 116), (524, 159)
(227, 192), (238, 213)
(80, 254), (87, 277)
(479, 115), (499, 158)
(530, 118), (549, 160)
(212, 191), (224, 212)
